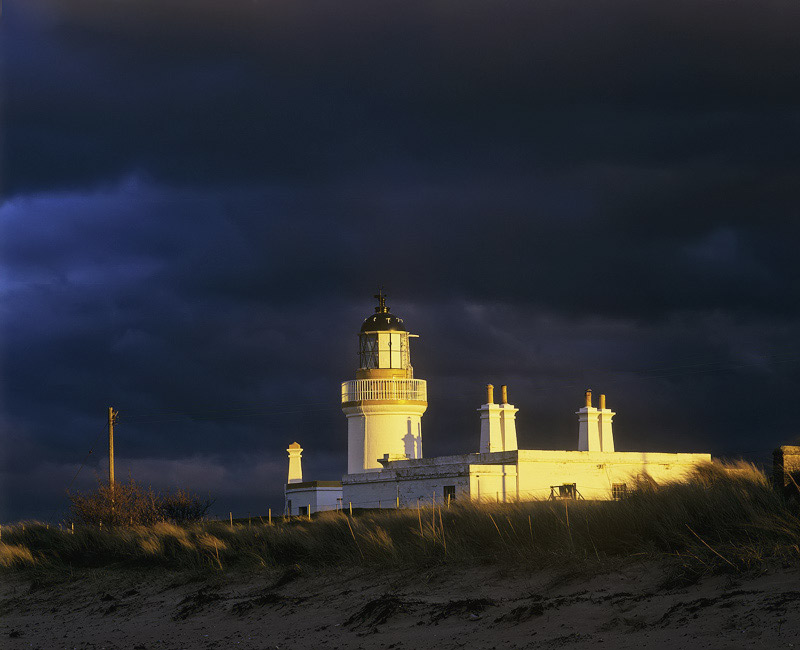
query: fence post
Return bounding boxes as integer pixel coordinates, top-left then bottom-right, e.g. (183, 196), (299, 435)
(349, 501), (353, 516)
(229, 512), (233, 529)
(268, 508), (271, 525)
(378, 500), (381, 509)
(396, 495), (400, 508)
(308, 505), (311, 522)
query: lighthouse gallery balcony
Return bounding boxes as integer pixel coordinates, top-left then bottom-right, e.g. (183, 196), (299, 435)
(341, 378), (427, 404)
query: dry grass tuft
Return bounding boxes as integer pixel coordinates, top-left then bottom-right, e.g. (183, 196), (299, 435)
(0, 543), (35, 567)
(3, 461), (798, 579)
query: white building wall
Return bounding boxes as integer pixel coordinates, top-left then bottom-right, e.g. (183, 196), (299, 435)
(468, 464), (519, 502)
(285, 486), (343, 515)
(343, 468), (471, 509)
(514, 450), (710, 500)
(342, 449), (711, 507)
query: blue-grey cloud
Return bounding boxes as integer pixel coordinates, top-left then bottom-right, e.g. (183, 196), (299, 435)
(2, 0), (800, 522)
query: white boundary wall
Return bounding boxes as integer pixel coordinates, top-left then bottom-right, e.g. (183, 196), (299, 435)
(284, 485), (343, 515)
(341, 449), (711, 508)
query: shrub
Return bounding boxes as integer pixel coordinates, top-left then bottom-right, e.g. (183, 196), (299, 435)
(69, 481), (212, 527)
(161, 489), (214, 524)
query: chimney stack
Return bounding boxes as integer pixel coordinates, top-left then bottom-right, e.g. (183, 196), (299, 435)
(479, 383), (518, 453)
(597, 394), (615, 452)
(577, 390), (600, 451)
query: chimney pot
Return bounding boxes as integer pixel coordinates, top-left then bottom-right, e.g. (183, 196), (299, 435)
(500, 385), (508, 404)
(585, 389), (592, 408)
(599, 394), (606, 410)
(486, 384), (494, 404)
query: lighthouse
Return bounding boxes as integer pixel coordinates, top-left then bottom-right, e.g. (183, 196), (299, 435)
(341, 290), (428, 473)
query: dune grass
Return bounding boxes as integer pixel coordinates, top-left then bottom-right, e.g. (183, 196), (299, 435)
(2, 461), (798, 579)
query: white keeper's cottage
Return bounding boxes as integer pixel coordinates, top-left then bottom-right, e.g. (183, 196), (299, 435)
(284, 292), (710, 515)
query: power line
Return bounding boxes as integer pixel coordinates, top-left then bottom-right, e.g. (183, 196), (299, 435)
(113, 350), (800, 424)
(121, 397), (338, 418)
(120, 405), (341, 425)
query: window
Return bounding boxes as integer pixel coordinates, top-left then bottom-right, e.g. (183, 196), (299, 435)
(559, 483), (576, 499)
(287, 499), (292, 515)
(298, 506), (309, 516)
(359, 333), (379, 369)
(612, 483), (627, 501)
(443, 485), (456, 503)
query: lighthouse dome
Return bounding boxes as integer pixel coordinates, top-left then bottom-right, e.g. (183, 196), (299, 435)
(360, 311), (406, 332)
(360, 289), (407, 332)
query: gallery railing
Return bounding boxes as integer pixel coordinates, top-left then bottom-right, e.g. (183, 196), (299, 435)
(341, 378), (427, 403)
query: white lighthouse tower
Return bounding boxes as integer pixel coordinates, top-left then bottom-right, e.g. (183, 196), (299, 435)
(342, 291), (428, 473)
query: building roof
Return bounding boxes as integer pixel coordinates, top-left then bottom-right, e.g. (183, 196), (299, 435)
(360, 289), (407, 332)
(285, 480), (343, 490)
(360, 311), (406, 332)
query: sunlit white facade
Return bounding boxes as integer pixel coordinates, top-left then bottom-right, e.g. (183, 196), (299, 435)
(284, 293), (711, 515)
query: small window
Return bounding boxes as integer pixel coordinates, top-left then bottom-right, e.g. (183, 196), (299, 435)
(443, 485), (456, 502)
(559, 484), (576, 499)
(298, 506), (309, 516)
(612, 483), (627, 501)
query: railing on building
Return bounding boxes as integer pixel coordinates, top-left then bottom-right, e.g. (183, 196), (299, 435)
(341, 378), (427, 403)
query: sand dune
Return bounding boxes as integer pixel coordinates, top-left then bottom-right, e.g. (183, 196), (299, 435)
(2, 562), (798, 649)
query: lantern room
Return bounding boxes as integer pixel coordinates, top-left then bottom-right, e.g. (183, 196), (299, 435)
(357, 290), (415, 378)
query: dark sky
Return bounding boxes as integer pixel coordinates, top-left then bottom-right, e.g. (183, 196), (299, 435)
(2, 0), (800, 523)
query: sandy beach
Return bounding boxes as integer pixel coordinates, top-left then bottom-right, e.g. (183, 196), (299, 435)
(2, 561), (798, 650)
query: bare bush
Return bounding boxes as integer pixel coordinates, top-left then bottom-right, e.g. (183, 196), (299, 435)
(161, 489), (214, 524)
(69, 481), (212, 527)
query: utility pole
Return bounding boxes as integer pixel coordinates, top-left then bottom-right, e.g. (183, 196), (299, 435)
(108, 406), (118, 488)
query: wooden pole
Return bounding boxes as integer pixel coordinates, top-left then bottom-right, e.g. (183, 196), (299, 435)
(108, 406), (117, 488)
(268, 508), (271, 525)
(229, 512), (233, 529)
(307, 505), (311, 521)
(349, 501), (352, 516)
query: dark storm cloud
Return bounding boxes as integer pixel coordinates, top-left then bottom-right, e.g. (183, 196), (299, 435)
(7, 0), (800, 193)
(2, 1), (800, 521)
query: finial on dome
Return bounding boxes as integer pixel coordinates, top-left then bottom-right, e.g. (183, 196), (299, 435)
(374, 287), (389, 313)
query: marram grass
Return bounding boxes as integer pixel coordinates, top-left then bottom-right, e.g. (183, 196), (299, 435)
(2, 461), (799, 576)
